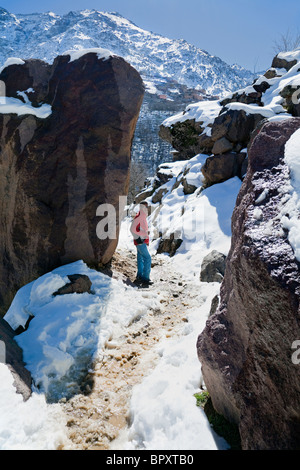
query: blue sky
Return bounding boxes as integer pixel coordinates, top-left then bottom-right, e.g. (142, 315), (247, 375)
(1, 0), (300, 71)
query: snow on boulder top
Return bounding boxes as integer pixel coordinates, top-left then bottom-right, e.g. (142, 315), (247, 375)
(62, 47), (115, 63)
(163, 100), (221, 132)
(225, 102), (285, 118)
(0, 57), (52, 118)
(0, 57), (25, 73)
(277, 48), (300, 62)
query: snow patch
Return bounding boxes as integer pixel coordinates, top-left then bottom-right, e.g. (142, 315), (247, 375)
(0, 57), (25, 73)
(0, 96), (52, 118)
(62, 47), (114, 63)
(277, 48), (300, 62)
(255, 188), (269, 204)
(0, 363), (68, 450)
(4, 260), (160, 403)
(283, 128), (300, 260)
(125, 283), (229, 450)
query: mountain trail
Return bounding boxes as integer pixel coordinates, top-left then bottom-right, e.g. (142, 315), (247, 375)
(60, 248), (203, 450)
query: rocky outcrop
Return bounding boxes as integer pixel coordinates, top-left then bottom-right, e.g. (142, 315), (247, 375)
(159, 119), (212, 160)
(280, 85), (300, 117)
(0, 51), (144, 316)
(200, 250), (226, 283)
(271, 53), (297, 71)
(158, 93), (266, 170)
(158, 51), (300, 189)
(201, 152), (247, 185)
(53, 274), (92, 296)
(210, 108), (264, 147)
(197, 118), (300, 450)
(0, 318), (32, 400)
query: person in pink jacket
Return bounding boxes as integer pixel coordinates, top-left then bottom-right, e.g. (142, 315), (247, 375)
(130, 201), (153, 286)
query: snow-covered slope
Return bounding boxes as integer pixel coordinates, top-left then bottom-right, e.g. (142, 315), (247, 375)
(0, 7), (254, 97)
(158, 49), (300, 168)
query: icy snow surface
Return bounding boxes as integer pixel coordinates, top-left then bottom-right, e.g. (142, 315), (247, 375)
(282, 128), (300, 261)
(0, 363), (67, 450)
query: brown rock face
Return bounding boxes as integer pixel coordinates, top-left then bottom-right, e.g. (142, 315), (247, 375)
(197, 118), (300, 449)
(211, 108), (264, 145)
(271, 54), (297, 71)
(201, 152), (247, 185)
(0, 52), (144, 316)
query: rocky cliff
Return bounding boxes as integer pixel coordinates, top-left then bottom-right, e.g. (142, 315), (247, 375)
(197, 118), (300, 450)
(0, 50), (144, 316)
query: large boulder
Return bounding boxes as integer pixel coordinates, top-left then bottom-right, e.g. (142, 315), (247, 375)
(197, 118), (300, 449)
(271, 53), (298, 71)
(200, 250), (226, 283)
(201, 152), (247, 185)
(211, 108), (265, 146)
(0, 51), (144, 316)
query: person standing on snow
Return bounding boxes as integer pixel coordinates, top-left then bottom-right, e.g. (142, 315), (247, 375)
(130, 201), (153, 286)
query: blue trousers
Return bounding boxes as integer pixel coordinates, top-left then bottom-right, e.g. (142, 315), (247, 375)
(136, 243), (151, 281)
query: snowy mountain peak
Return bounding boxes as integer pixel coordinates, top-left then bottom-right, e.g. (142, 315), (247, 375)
(0, 7), (255, 97)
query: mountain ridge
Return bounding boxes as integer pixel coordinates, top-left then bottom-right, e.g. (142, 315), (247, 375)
(0, 7), (255, 97)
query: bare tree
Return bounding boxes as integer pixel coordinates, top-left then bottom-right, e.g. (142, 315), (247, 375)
(128, 160), (148, 204)
(273, 29), (300, 54)
(253, 56), (259, 75)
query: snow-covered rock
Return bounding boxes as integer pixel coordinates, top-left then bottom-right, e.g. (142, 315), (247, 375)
(197, 117), (300, 450)
(159, 50), (300, 168)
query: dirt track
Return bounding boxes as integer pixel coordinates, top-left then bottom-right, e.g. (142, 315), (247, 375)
(60, 248), (201, 450)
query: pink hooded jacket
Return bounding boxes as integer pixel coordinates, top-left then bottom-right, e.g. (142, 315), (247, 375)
(130, 210), (149, 246)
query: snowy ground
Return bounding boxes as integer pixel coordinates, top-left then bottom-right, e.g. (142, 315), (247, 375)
(0, 171), (242, 450)
(114, 177), (241, 451)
